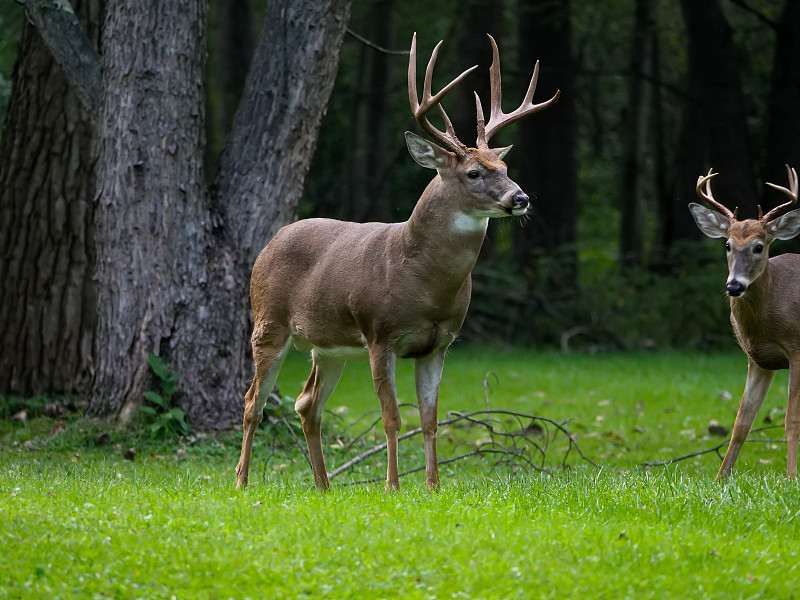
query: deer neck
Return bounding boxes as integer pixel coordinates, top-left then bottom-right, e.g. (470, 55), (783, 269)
(730, 265), (771, 335)
(402, 175), (488, 283)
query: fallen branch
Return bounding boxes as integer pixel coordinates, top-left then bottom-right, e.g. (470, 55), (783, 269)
(328, 407), (597, 483)
(640, 424), (785, 468)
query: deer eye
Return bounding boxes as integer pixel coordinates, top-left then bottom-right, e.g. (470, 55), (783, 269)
(725, 242), (731, 252)
(467, 170), (481, 180)
(754, 243), (764, 254)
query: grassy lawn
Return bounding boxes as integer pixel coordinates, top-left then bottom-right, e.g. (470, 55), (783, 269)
(2, 348), (798, 599)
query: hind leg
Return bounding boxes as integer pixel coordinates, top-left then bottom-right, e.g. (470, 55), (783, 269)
(415, 351), (445, 491)
(295, 349), (346, 490)
(236, 331), (292, 490)
(369, 344), (401, 492)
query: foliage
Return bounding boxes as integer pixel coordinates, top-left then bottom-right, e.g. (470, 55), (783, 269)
(465, 238), (732, 350)
(140, 353), (193, 440)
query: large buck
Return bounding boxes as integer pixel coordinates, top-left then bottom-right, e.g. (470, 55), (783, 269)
(689, 165), (800, 479)
(235, 34), (559, 491)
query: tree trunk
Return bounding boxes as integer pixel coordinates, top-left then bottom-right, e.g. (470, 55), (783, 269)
(619, 0), (654, 268)
(215, 0), (352, 265)
(347, 0), (396, 223)
(205, 0), (255, 172)
(89, 0), (352, 428)
(0, 0), (101, 397)
(673, 0), (757, 244)
(511, 0), (577, 279)
(450, 0), (505, 261)
(765, 0), (800, 252)
(89, 0), (209, 422)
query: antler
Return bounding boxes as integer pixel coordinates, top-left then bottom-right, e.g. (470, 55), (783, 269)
(762, 164), (799, 222)
(696, 169), (737, 220)
(408, 33), (477, 157)
(476, 34), (561, 148)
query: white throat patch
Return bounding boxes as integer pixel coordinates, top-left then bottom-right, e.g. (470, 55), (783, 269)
(451, 213), (489, 234)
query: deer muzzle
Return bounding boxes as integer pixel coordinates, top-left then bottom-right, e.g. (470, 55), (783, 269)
(726, 278), (747, 297)
(509, 192), (529, 216)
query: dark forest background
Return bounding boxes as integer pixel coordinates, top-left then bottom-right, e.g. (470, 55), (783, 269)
(1, 0), (798, 426)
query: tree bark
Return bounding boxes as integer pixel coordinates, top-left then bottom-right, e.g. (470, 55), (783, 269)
(2, 0), (354, 428)
(511, 0), (577, 279)
(89, 0), (209, 422)
(215, 0), (352, 265)
(347, 0), (396, 223)
(673, 0), (757, 244)
(21, 0), (102, 115)
(619, 0), (654, 268)
(0, 0), (101, 397)
(764, 0), (800, 254)
(89, 0), (352, 428)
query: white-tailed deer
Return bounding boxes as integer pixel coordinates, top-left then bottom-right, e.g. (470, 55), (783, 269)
(689, 164), (800, 479)
(235, 34), (559, 491)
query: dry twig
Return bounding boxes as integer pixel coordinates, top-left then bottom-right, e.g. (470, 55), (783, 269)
(640, 424), (785, 468)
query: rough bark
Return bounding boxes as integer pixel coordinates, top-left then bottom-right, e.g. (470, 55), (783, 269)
(673, 0), (757, 244)
(764, 0), (800, 254)
(2, 0), (353, 428)
(511, 0), (577, 277)
(215, 0), (353, 265)
(22, 0), (102, 115)
(0, 0), (101, 396)
(347, 0), (396, 223)
(89, 0), (352, 428)
(89, 0), (210, 421)
(206, 0), (255, 170)
(619, 0), (654, 267)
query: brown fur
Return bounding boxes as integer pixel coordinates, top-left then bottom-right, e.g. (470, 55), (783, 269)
(234, 149), (529, 491)
(690, 206), (800, 480)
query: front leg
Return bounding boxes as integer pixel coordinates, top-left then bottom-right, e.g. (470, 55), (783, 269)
(415, 351), (445, 491)
(717, 359), (775, 480)
(786, 362), (800, 480)
(369, 344), (401, 492)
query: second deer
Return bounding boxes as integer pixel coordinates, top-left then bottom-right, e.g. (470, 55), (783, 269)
(234, 34), (559, 491)
(689, 165), (800, 479)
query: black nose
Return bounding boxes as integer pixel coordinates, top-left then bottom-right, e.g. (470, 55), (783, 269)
(726, 280), (746, 297)
(511, 193), (529, 210)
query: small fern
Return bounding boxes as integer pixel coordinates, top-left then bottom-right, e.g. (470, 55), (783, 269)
(140, 353), (193, 439)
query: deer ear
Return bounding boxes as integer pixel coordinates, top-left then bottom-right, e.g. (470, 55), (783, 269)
(689, 202), (730, 239)
(491, 145), (512, 160)
(405, 132), (455, 170)
(767, 207), (800, 240)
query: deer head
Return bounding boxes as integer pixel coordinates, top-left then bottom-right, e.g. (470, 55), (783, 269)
(405, 33), (560, 219)
(689, 165), (800, 297)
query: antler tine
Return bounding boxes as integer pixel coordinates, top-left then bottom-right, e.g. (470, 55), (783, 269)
(475, 92), (487, 145)
(763, 164), (799, 222)
(408, 33), (477, 156)
(479, 34), (561, 146)
(696, 169), (735, 220)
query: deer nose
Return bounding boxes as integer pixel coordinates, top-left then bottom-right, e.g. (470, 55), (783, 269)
(726, 280), (746, 297)
(511, 193), (529, 210)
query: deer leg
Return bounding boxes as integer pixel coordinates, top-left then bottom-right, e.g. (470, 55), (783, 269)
(295, 349), (346, 490)
(785, 364), (800, 480)
(369, 345), (401, 492)
(415, 351), (445, 491)
(717, 359), (775, 480)
(235, 333), (292, 490)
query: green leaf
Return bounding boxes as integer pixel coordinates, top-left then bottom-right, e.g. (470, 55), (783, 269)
(143, 391), (167, 410)
(147, 353), (169, 381)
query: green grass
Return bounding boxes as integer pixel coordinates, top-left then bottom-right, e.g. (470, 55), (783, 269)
(2, 348), (798, 599)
